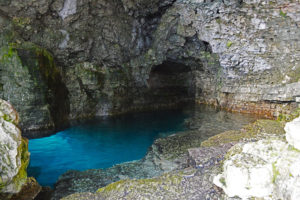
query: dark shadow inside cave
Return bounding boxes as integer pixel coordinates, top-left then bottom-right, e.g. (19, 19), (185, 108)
(147, 60), (196, 106)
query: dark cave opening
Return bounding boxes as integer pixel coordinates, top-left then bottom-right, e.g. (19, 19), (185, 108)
(147, 60), (195, 106)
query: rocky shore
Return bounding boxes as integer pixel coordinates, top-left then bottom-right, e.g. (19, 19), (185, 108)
(58, 118), (286, 200)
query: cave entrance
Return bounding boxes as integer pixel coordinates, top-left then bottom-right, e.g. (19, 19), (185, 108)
(147, 60), (195, 107)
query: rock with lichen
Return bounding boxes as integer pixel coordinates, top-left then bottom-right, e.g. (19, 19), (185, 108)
(0, 99), (30, 199)
(214, 117), (300, 200)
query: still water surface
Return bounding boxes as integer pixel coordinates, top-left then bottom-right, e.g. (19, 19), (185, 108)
(28, 105), (259, 187)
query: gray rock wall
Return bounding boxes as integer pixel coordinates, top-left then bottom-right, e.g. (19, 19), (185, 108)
(1, 0), (300, 133)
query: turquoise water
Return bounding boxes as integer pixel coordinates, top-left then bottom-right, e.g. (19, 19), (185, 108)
(28, 105), (259, 187)
(28, 108), (189, 187)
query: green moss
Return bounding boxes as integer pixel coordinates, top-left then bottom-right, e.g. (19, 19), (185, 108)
(201, 120), (285, 147)
(2, 114), (12, 122)
(97, 173), (183, 196)
(12, 17), (31, 28)
(272, 162), (280, 183)
(288, 145), (300, 153)
(0, 45), (16, 62)
(9, 137), (30, 193)
(279, 10), (287, 18)
(226, 41), (233, 48)
(219, 177), (226, 186)
(277, 108), (300, 122)
(96, 179), (127, 193)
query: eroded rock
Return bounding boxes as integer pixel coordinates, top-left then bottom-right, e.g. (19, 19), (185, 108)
(0, 99), (29, 199)
(214, 117), (300, 200)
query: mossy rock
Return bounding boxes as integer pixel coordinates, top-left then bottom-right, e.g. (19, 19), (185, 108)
(201, 119), (285, 148)
(62, 170), (188, 200)
(0, 99), (29, 199)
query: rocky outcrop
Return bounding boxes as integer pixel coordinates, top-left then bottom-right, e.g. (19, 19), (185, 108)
(0, 16), (69, 134)
(59, 119), (286, 200)
(214, 117), (300, 200)
(1, 0), (300, 133)
(0, 99), (29, 199)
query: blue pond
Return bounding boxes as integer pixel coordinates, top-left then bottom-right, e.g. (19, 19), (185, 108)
(28, 105), (259, 187)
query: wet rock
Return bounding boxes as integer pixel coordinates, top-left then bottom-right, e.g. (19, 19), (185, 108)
(10, 177), (42, 200)
(187, 143), (236, 169)
(0, 18), (69, 133)
(35, 186), (53, 200)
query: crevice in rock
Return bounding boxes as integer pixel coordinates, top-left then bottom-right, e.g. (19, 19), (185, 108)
(17, 47), (70, 137)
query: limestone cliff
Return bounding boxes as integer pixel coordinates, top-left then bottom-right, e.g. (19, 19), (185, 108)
(1, 0), (300, 134)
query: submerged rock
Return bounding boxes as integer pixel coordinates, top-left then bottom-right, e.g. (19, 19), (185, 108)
(214, 117), (300, 200)
(0, 99), (30, 199)
(58, 119), (285, 200)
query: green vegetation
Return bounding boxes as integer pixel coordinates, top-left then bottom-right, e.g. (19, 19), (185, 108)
(12, 17), (31, 28)
(201, 120), (285, 147)
(272, 162), (280, 183)
(226, 41), (233, 48)
(0, 45), (16, 62)
(288, 145), (300, 153)
(96, 180), (127, 193)
(279, 10), (287, 18)
(277, 108), (300, 122)
(219, 177), (226, 186)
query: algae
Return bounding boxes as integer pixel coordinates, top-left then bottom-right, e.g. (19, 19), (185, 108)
(201, 120), (285, 148)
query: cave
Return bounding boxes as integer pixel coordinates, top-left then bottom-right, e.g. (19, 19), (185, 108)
(147, 60), (196, 107)
(2, 0), (300, 199)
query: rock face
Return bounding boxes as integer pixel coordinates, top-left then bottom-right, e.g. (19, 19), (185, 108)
(1, 0), (300, 133)
(0, 99), (30, 199)
(214, 116), (300, 200)
(0, 16), (69, 134)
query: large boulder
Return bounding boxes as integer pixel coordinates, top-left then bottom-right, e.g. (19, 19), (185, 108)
(285, 117), (300, 150)
(214, 117), (300, 200)
(0, 99), (30, 199)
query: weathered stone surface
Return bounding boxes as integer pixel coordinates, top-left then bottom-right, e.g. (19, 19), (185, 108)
(285, 117), (300, 150)
(0, 17), (69, 134)
(214, 138), (300, 200)
(214, 116), (300, 200)
(10, 177), (42, 200)
(1, 0), (300, 133)
(0, 99), (29, 199)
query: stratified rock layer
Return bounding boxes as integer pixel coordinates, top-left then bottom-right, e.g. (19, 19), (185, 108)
(0, 99), (29, 199)
(2, 0), (300, 133)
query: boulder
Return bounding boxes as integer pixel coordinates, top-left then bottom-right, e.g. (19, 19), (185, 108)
(214, 118), (300, 200)
(0, 99), (30, 199)
(285, 117), (300, 150)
